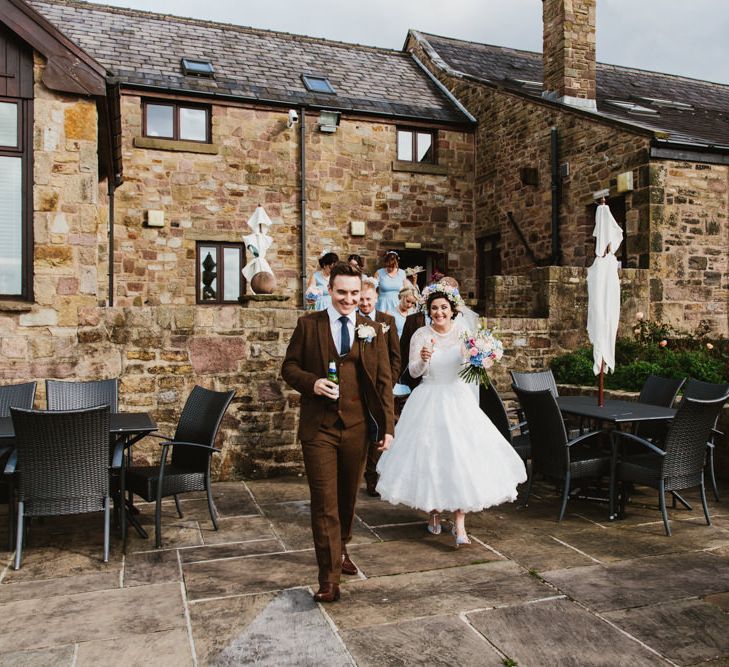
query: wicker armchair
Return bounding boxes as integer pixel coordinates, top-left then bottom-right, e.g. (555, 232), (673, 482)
(513, 385), (610, 521)
(480, 382), (530, 464)
(0, 382), (37, 549)
(10, 406), (112, 569)
(46, 379), (118, 412)
(633, 375), (685, 443)
(683, 378), (729, 502)
(123, 386), (235, 548)
(612, 391), (729, 535)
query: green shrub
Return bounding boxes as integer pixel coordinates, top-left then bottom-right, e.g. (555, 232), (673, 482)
(550, 348), (595, 387)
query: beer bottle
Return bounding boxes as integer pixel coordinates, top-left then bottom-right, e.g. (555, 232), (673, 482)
(327, 361), (339, 399)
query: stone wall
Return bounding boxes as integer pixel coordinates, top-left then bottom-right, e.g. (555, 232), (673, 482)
(112, 94), (475, 305)
(652, 160), (728, 336)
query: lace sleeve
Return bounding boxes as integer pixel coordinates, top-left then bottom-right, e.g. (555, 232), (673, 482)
(408, 326), (431, 378)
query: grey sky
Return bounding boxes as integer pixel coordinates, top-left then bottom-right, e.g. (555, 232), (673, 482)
(95, 0), (729, 85)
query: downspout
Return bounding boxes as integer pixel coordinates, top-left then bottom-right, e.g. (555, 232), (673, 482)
(108, 180), (115, 306)
(550, 126), (561, 266)
(299, 106), (307, 307)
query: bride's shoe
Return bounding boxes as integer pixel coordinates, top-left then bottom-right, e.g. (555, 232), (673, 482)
(427, 513), (442, 535)
(451, 525), (471, 548)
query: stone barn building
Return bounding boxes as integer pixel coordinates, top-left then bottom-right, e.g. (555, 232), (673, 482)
(0, 0), (726, 477)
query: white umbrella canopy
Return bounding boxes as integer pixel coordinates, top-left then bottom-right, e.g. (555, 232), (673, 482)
(242, 205), (274, 288)
(586, 203), (623, 390)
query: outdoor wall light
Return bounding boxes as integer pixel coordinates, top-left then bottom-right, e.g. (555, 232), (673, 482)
(318, 110), (341, 133)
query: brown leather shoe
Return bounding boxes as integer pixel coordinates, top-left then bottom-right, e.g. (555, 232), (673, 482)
(366, 480), (380, 497)
(341, 552), (358, 576)
(313, 583), (340, 603)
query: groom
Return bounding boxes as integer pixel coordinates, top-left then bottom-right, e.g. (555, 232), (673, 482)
(282, 262), (394, 602)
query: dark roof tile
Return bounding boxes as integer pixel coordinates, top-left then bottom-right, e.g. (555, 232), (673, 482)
(419, 32), (729, 148)
(28, 0), (469, 124)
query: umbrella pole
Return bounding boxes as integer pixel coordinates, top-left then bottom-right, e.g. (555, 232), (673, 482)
(598, 359), (605, 407)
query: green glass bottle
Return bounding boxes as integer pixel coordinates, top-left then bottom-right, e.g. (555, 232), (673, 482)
(327, 361), (339, 399)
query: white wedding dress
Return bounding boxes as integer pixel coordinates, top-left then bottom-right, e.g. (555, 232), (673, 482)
(376, 321), (527, 513)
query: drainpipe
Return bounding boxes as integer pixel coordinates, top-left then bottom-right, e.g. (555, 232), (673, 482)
(550, 126), (561, 266)
(299, 106), (307, 307)
(108, 180), (115, 306)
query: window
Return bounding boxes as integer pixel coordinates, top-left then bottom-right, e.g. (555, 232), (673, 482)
(302, 75), (336, 94)
(196, 242), (245, 304)
(181, 58), (214, 77)
(477, 235), (501, 298)
(143, 101), (210, 142)
(396, 128), (436, 164)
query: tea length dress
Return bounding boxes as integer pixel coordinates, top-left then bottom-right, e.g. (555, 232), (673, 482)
(375, 267), (406, 315)
(376, 321), (527, 512)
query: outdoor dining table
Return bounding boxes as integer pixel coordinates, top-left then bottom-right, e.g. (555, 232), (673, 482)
(0, 411), (157, 538)
(556, 395), (677, 519)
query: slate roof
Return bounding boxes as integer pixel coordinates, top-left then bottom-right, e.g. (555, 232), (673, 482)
(417, 32), (729, 150)
(25, 0), (471, 125)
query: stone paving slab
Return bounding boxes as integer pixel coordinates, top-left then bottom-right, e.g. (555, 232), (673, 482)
(178, 538), (284, 564)
(474, 532), (597, 571)
(198, 515), (276, 545)
(0, 582), (185, 652)
(347, 536), (501, 578)
(542, 551), (729, 612)
(206, 588), (352, 666)
(182, 549), (318, 601)
(244, 477), (310, 504)
(75, 627), (193, 666)
(0, 645), (75, 666)
(467, 597), (667, 666)
(0, 571), (120, 603)
(604, 598), (729, 665)
(341, 614), (503, 666)
(123, 549), (181, 587)
(261, 500), (378, 550)
(354, 494), (428, 527)
(327, 561), (554, 630)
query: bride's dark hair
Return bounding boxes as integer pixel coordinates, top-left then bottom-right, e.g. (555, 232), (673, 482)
(426, 292), (458, 319)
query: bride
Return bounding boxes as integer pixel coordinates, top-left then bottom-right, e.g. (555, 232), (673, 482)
(376, 282), (527, 547)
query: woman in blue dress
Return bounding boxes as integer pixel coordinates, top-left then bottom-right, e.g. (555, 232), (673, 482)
(375, 251), (408, 315)
(392, 286), (418, 338)
(306, 252), (338, 311)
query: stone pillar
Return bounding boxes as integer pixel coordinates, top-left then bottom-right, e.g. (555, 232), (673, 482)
(542, 0), (597, 110)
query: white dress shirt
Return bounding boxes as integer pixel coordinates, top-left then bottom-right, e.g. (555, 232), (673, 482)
(359, 309), (376, 321)
(327, 304), (356, 356)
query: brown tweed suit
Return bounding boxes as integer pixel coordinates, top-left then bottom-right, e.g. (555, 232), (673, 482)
(282, 310), (394, 585)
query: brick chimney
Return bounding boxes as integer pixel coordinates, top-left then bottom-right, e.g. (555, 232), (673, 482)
(542, 0), (597, 111)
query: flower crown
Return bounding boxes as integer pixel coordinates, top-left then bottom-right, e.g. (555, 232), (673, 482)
(419, 281), (464, 313)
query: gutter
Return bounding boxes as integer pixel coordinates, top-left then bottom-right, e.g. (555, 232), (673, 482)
(299, 106), (307, 308)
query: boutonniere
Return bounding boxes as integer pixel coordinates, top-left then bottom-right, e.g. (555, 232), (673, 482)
(356, 323), (377, 343)
(380, 322), (391, 334)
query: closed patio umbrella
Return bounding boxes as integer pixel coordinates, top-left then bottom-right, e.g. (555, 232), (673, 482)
(586, 200), (623, 406)
(242, 205), (275, 292)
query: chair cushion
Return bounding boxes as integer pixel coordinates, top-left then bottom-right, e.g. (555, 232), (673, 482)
(617, 454), (662, 486)
(569, 448), (611, 479)
(125, 465), (205, 502)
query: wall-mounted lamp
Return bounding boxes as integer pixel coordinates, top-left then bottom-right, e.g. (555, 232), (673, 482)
(318, 110), (341, 133)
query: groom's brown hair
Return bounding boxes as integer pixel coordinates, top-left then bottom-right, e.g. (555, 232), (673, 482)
(328, 261), (362, 286)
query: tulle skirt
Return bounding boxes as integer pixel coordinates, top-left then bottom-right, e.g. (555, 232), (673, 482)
(377, 380), (527, 513)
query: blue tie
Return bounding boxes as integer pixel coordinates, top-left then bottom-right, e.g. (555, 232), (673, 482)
(339, 316), (351, 355)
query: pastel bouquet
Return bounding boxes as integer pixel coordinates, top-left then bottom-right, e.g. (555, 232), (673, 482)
(304, 286), (322, 310)
(459, 318), (504, 387)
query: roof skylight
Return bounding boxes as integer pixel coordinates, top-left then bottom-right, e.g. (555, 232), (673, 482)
(302, 75), (336, 94)
(181, 58), (214, 77)
(605, 100), (659, 116)
(636, 96), (693, 111)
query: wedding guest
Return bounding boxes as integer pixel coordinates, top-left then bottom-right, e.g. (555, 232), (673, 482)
(282, 262), (394, 603)
(306, 252), (339, 311)
(392, 286), (418, 338)
(375, 251), (408, 316)
(358, 277), (400, 497)
(404, 265), (424, 296)
(348, 254), (364, 271)
(376, 282), (526, 546)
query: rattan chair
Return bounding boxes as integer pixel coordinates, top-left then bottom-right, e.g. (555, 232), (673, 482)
(513, 385), (610, 521)
(612, 391), (729, 535)
(46, 378), (118, 412)
(123, 386), (235, 548)
(480, 382), (530, 464)
(0, 382), (37, 549)
(10, 406), (112, 569)
(511, 370), (559, 397)
(683, 378), (729, 502)
(633, 375), (685, 443)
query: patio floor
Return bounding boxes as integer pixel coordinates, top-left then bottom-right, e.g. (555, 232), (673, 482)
(2, 477), (729, 665)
